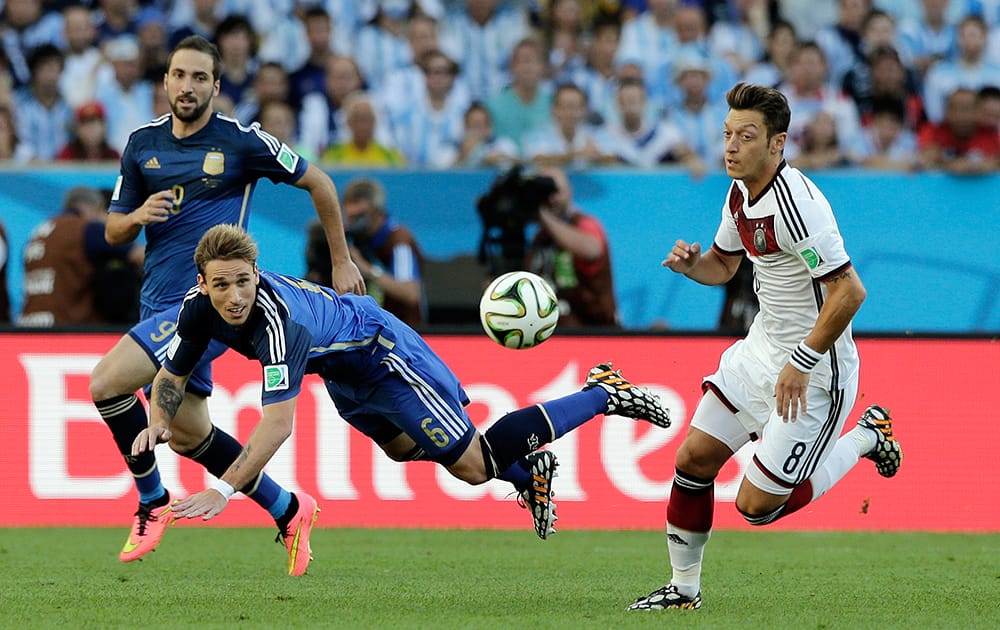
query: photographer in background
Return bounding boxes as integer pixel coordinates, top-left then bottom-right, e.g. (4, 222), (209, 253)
(19, 186), (144, 327)
(333, 177), (426, 327)
(526, 167), (619, 328)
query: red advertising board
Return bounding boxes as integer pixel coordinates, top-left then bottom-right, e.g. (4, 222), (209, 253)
(1, 333), (997, 532)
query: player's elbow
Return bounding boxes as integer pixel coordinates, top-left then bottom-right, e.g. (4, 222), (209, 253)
(846, 282), (866, 314)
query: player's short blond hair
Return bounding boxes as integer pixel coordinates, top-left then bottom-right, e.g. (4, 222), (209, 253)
(194, 224), (258, 275)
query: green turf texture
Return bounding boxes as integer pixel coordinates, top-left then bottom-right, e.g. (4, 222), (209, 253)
(0, 528), (997, 629)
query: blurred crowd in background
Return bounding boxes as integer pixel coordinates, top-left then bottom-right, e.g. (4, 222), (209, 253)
(0, 0), (997, 174)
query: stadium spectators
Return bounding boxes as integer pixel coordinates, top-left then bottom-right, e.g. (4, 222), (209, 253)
(855, 95), (922, 170)
(59, 4), (103, 108)
(780, 41), (864, 161)
(0, 0), (63, 89)
(13, 43), (70, 161)
(896, 0), (957, 79)
(439, 0), (530, 101)
(298, 53), (367, 159)
(815, 0), (874, 86)
(385, 49), (468, 168)
(353, 0), (413, 93)
(0, 0), (994, 178)
(94, 35), (154, 154)
(790, 110), (855, 168)
(212, 15), (258, 119)
(707, 0), (767, 78)
(565, 17), (622, 124)
(666, 52), (729, 167)
(451, 101), (520, 167)
(615, 0), (678, 95)
(539, 0), (588, 82)
(0, 103), (32, 163)
(234, 61), (289, 126)
(523, 82), (622, 167)
(605, 77), (706, 173)
(55, 101), (121, 162)
(918, 86), (1000, 173)
(287, 6), (335, 110)
(322, 91), (406, 167)
(743, 19), (797, 88)
(486, 38), (553, 151)
(922, 15), (1000, 122)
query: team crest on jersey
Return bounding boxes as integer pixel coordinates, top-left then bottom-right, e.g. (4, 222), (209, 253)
(263, 364), (289, 391)
(203, 151), (225, 175)
(753, 227), (767, 253)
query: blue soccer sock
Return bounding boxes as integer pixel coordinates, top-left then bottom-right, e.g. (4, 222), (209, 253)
(481, 387), (608, 483)
(96, 393), (165, 504)
(185, 426), (290, 520)
(538, 387), (609, 439)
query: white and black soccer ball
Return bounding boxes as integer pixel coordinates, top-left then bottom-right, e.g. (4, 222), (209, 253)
(479, 271), (559, 350)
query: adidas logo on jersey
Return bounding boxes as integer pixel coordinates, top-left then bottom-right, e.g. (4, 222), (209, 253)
(143, 156), (161, 169)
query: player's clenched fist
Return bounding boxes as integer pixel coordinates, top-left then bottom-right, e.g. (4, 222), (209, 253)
(135, 190), (175, 225)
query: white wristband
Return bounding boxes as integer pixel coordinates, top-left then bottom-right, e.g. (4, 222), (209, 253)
(789, 341), (823, 373)
(211, 478), (236, 501)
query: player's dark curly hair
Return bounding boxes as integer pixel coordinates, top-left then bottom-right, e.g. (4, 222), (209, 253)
(726, 82), (791, 139)
(195, 225), (258, 275)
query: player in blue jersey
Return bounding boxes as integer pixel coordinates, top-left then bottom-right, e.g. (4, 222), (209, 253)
(132, 225), (671, 541)
(88, 36), (364, 575)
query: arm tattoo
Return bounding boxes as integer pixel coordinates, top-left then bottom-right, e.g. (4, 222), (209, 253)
(827, 269), (854, 284)
(154, 378), (184, 419)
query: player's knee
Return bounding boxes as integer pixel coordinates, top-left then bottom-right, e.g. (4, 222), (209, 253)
(89, 360), (123, 401)
(675, 445), (723, 481)
(735, 496), (785, 526)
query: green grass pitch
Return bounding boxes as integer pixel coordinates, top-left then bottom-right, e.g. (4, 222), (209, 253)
(1, 528), (997, 629)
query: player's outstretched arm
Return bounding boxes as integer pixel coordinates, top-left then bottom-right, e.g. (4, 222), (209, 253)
(295, 163), (366, 296)
(171, 397), (298, 520)
(662, 240), (740, 286)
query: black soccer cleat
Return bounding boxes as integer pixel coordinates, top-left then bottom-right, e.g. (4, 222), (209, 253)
(857, 405), (902, 478)
(517, 450), (558, 540)
(627, 584), (703, 611)
(585, 362), (671, 428)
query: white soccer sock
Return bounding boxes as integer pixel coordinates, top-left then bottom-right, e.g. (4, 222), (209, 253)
(808, 430), (869, 500)
(667, 525), (711, 597)
(849, 423), (878, 456)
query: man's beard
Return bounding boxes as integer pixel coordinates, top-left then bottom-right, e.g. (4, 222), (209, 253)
(171, 96), (211, 122)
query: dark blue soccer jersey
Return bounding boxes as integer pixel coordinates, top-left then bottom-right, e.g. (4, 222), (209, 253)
(110, 113), (309, 313)
(166, 271), (396, 405)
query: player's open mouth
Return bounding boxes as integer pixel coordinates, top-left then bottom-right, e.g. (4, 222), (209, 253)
(228, 305), (246, 317)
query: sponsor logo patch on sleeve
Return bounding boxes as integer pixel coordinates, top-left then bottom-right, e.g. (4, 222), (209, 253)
(276, 144), (299, 173)
(264, 364), (290, 391)
(799, 246), (825, 269)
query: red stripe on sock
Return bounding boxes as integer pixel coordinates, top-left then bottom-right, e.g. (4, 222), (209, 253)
(668, 481), (714, 532)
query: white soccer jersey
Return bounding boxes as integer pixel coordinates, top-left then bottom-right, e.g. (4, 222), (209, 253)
(713, 161), (859, 390)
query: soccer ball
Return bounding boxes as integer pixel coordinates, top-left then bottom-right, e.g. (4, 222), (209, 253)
(480, 271), (559, 349)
